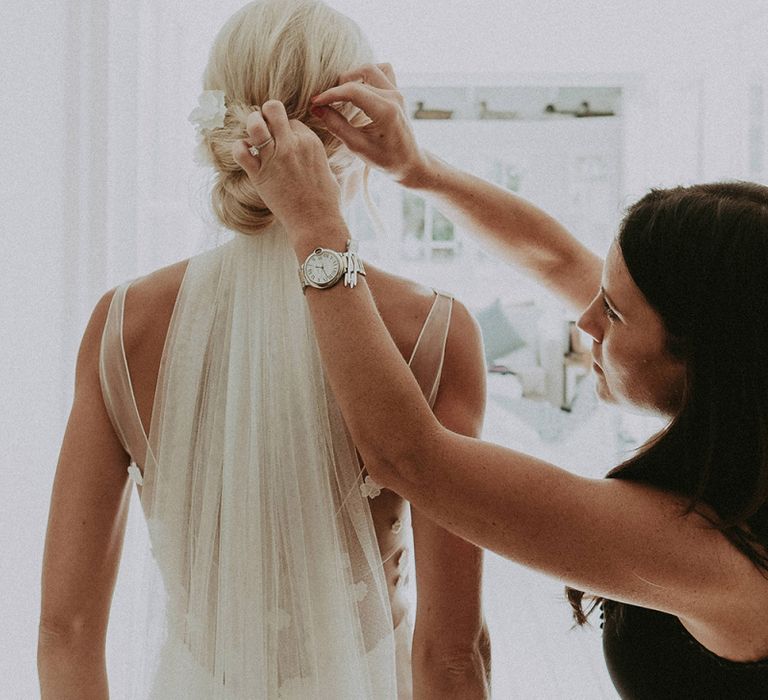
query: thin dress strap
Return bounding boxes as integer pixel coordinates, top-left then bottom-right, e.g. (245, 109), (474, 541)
(407, 289), (454, 408)
(99, 281), (150, 472)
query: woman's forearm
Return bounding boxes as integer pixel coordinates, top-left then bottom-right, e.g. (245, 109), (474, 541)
(412, 655), (489, 700)
(405, 152), (602, 312)
(294, 229), (441, 471)
(412, 622), (491, 699)
(38, 636), (109, 699)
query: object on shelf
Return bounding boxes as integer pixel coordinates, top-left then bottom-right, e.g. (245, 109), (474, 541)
(489, 159), (525, 192)
(413, 101), (454, 119)
(489, 364), (518, 375)
(544, 101), (615, 118)
(478, 101), (518, 120)
(562, 352), (590, 412)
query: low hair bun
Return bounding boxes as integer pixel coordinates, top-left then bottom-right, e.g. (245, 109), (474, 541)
(196, 0), (375, 236)
(211, 168), (275, 237)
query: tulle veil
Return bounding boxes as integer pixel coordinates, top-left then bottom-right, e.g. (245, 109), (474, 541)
(101, 224), (398, 698)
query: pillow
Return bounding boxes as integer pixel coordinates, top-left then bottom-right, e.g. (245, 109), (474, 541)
(475, 298), (526, 365)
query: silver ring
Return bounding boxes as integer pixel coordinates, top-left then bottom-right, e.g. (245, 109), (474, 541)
(248, 137), (274, 157)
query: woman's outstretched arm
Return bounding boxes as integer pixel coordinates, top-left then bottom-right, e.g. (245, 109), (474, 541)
(399, 151), (601, 313)
(38, 290), (131, 699)
(311, 63), (603, 313)
(233, 102), (754, 637)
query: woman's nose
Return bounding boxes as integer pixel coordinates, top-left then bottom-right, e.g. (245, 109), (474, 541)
(576, 298), (603, 343)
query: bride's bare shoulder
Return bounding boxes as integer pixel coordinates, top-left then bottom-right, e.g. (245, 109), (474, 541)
(367, 265), (482, 365)
(367, 265), (434, 314)
(121, 258), (190, 353)
(111, 258), (192, 425)
(369, 265), (485, 429)
(129, 258), (190, 298)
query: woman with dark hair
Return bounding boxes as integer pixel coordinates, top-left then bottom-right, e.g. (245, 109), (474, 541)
(230, 63), (768, 698)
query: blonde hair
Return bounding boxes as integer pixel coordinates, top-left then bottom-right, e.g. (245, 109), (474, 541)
(199, 0), (373, 235)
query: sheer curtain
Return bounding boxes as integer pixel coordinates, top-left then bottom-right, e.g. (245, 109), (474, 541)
(1, 1), (243, 696)
(2, 0), (766, 697)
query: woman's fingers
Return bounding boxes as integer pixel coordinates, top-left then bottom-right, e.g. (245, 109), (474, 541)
(259, 100), (292, 143)
(235, 100), (296, 176)
(311, 73), (423, 183)
(309, 63), (409, 171)
(311, 105), (369, 152)
(376, 63), (397, 86)
(336, 62), (396, 90)
(231, 100), (344, 234)
(311, 82), (396, 122)
(242, 110), (272, 157)
(232, 139), (260, 175)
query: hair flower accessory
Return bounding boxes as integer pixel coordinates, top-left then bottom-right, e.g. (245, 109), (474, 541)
(360, 475), (381, 499)
(352, 580), (368, 602)
(188, 90), (227, 132)
(127, 462), (144, 486)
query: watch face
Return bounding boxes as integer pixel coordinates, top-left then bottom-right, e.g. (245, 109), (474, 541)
(305, 250), (342, 286)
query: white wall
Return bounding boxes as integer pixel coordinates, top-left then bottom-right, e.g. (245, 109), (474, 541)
(329, 0), (764, 76)
(0, 2), (70, 696)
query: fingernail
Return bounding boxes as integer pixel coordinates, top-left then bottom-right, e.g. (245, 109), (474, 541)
(310, 95), (319, 103)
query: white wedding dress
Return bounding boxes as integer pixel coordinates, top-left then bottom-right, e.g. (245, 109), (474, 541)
(99, 226), (454, 699)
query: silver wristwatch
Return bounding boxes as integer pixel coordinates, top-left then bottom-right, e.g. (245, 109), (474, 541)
(298, 239), (366, 293)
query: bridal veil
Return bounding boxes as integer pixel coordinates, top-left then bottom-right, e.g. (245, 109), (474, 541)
(100, 227), (398, 698)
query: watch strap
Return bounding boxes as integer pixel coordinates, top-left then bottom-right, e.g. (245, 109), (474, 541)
(343, 240), (365, 288)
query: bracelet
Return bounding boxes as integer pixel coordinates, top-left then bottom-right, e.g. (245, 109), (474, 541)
(343, 239), (366, 288)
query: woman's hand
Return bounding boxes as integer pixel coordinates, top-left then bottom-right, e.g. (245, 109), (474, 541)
(310, 63), (430, 187)
(232, 100), (346, 238)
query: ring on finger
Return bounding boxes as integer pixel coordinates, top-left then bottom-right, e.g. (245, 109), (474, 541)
(248, 137), (274, 157)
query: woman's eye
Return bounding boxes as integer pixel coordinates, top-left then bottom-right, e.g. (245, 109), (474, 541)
(602, 297), (618, 322)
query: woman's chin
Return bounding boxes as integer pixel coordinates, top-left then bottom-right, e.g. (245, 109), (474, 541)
(592, 367), (613, 402)
(593, 374), (638, 412)
(594, 379), (613, 404)
(594, 376), (664, 417)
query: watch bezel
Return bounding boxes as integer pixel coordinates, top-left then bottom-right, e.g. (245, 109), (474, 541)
(302, 247), (345, 289)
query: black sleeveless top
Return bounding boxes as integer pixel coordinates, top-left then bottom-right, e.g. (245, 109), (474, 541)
(601, 600), (768, 699)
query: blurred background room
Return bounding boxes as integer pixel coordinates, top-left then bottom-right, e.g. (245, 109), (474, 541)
(2, 1), (767, 697)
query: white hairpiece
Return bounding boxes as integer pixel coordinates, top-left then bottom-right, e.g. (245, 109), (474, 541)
(188, 90), (227, 166)
(188, 90), (227, 132)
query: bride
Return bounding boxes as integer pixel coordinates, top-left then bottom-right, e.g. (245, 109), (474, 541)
(37, 1), (490, 698)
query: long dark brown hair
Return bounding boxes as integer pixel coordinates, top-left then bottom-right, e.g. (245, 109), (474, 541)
(566, 181), (768, 625)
